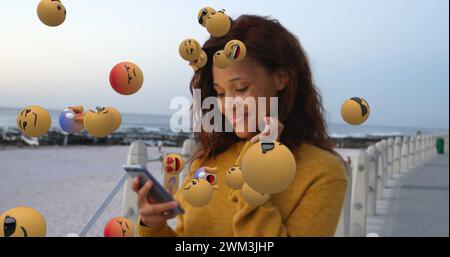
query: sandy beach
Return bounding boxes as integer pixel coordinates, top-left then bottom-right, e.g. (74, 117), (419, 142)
(0, 145), (359, 237)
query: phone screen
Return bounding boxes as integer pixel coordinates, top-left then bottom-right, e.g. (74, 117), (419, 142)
(123, 165), (185, 215)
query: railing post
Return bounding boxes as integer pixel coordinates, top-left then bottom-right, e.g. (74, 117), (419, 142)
(445, 134), (449, 154)
(400, 136), (409, 172)
(381, 140), (388, 186)
(423, 135), (428, 161)
(393, 137), (402, 174)
(408, 136), (416, 169)
(431, 135), (434, 157)
(415, 134), (422, 165)
(366, 145), (377, 216)
(387, 138), (394, 179)
(349, 150), (368, 237)
(121, 140), (148, 224)
(375, 142), (384, 198)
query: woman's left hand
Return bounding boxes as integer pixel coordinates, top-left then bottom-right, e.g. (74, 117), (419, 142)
(250, 116), (284, 142)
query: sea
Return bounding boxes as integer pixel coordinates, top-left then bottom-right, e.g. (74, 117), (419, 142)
(1, 107), (447, 138)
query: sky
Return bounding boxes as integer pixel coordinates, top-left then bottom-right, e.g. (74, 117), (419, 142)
(0, 0), (448, 129)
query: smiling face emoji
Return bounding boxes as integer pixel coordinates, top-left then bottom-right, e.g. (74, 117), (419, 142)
(36, 0), (66, 27)
(340, 97), (370, 125)
(109, 62), (144, 95)
(205, 10), (231, 37)
(240, 141), (296, 195)
(83, 107), (117, 137)
(179, 39), (202, 62)
(189, 50), (208, 71)
(224, 40), (247, 62)
(182, 178), (216, 207)
(104, 217), (134, 237)
(225, 165), (245, 189)
(0, 206), (46, 237)
(213, 50), (231, 69)
(163, 153), (185, 175)
(17, 105), (51, 137)
(198, 7), (216, 27)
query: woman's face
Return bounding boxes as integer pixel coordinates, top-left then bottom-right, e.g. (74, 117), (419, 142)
(212, 58), (287, 139)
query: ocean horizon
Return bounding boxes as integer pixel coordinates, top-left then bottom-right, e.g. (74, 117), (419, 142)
(1, 106), (447, 138)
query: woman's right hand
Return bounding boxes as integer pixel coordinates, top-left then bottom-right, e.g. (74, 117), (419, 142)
(131, 177), (179, 227)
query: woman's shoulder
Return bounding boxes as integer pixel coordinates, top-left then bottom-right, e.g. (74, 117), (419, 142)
(293, 143), (348, 184)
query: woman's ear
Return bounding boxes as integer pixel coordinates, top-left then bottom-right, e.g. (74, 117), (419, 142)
(274, 68), (290, 91)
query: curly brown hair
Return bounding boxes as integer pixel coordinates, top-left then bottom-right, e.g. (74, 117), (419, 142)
(190, 15), (334, 161)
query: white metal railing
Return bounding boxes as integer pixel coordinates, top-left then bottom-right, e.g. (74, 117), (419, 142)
(80, 133), (447, 237)
(338, 133), (449, 237)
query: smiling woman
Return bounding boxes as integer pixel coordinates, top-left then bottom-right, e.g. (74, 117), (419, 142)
(135, 15), (348, 237)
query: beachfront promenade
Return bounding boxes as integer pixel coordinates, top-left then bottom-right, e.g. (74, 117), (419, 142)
(368, 153), (449, 236)
(335, 133), (449, 237)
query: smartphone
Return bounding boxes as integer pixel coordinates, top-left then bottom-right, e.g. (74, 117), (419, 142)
(123, 164), (185, 216)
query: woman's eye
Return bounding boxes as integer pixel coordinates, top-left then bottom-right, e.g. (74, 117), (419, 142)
(216, 93), (225, 98)
(236, 87), (249, 93)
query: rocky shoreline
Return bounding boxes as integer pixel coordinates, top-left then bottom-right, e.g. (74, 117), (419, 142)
(1, 126), (395, 149)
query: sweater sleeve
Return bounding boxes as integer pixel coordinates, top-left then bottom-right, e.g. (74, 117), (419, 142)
(230, 179), (347, 237)
(137, 187), (188, 237)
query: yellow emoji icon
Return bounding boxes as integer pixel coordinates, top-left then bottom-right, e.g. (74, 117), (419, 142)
(189, 50), (208, 71)
(17, 105), (51, 137)
(163, 153), (185, 175)
(340, 97), (370, 125)
(107, 107), (122, 132)
(224, 39), (247, 62)
(205, 10), (231, 37)
(198, 7), (216, 27)
(241, 183), (270, 207)
(84, 107), (118, 137)
(179, 39), (202, 62)
(36, 0), (66, 27)
(240, 141), (296, 195)
(225, 165), (245, 190)
(213, 50), (231, 69)
(0, 206), (46, 237)
(182, 178), (217, 207)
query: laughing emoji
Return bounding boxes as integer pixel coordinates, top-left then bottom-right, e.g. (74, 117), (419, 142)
(224, 39), (247, 62)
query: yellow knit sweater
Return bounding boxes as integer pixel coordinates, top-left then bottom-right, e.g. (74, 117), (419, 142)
(138, 141), (348, 237)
